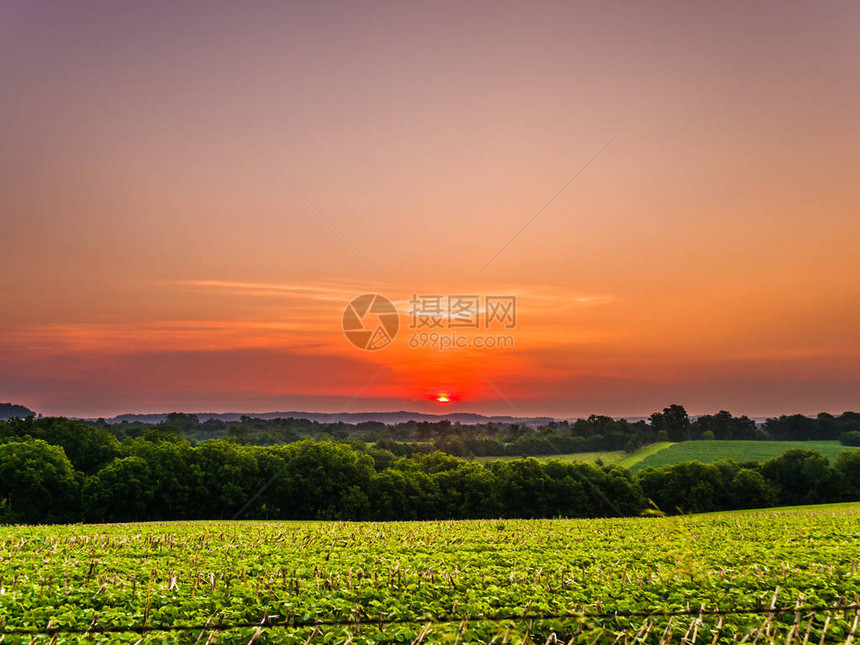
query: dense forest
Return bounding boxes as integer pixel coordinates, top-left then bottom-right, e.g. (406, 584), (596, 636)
(1, 412), (859, 524)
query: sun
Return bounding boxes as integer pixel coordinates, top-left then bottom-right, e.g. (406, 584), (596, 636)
(436, 395), (450, 403)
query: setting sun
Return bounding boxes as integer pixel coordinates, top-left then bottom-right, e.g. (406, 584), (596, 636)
(436, 395), (450, 403)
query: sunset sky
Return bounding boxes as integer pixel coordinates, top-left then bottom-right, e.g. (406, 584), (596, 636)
(2, 1), (859, 418)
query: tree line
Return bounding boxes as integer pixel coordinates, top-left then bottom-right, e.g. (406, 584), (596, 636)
(1, 416), (859, 524)
(81, 406), (860, 458)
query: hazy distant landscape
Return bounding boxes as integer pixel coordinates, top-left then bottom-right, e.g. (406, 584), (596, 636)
(3, 403), (859, 525)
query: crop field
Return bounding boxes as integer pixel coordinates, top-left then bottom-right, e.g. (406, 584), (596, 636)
(474, 450), (626, 465)
(1, 504), (859, 644)
(471, 440), (858, 473)
(629, 440), (858, 472)
(616, 442), (676, 469)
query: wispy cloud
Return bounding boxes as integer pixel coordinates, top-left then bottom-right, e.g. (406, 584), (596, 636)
(1, 280), (619, 390)
(3, 320), (332, 355)
(175, 280), (362, 301)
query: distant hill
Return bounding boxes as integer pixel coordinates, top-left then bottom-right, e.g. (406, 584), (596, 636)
(0, 403), (36, 420)
(105, 410), (558, 427)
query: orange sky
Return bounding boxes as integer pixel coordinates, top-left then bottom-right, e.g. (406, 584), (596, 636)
(2, 2), (859, 418)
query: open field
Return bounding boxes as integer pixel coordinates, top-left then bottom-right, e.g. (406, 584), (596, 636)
(474, 450), (626, 465)
(1, 503), (859, 643)
(616, 442), (676, 468)
(472, 440), (856, 473)
(705, 500), (860, 516)
(629, 440), (859, 472)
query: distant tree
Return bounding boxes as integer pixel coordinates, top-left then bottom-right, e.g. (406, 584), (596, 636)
(763, 415), (819, 440)
(164, 412), (200, 428)
(815, 413), (840, 440)
(840, 431), (860, 447)
(692, 410), (758, 440)
(650, 405), (690, 442)
(837, 412), (860, 435)
(139, 425), (188, 445)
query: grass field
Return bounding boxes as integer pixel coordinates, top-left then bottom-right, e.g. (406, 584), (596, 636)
(2, 503), (859, 643)
(616, 441), (676, 468)
(474, 450), (626, 465)
(472, 440), (856, 473)
(456, 440), (858, 478)
(707, 500), (860, 516)
(629, 440), (858, 472)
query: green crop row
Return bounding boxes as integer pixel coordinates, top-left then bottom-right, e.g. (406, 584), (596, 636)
(0, 504), (859, 643)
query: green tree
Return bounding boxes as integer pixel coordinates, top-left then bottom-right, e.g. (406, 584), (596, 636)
(0, 417), (121, 473)
(0, 439), (78, 523)
(763, 415), (819, 440)
(191, 440), (260, 518)
(637, 461), (731, 514)
(276, 441), (375, 519)
(82, 456), (154, 522)
(650, 404), (690, 442)
(692, 410), (758, 440)
(488, 458), (549, 518)
(759, 450), (837, 505)
(834, 451), (860, 499)
(839, 431), (860, 447)
(127, 437), (201, 519)
(729, 468), (778, 509)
